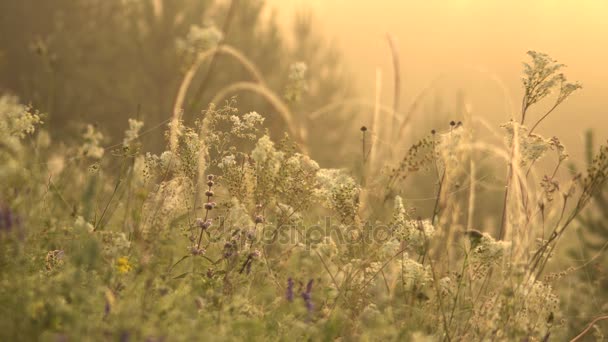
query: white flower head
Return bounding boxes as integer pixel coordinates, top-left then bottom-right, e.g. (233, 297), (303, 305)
(80, 124), (105, 159)
(123, 118), (144, 147)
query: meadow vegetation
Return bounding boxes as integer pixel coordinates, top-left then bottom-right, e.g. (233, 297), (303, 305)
(1, 1), (608, 341)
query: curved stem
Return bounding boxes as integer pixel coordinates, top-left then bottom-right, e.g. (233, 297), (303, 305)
(570, 315), (608, 342)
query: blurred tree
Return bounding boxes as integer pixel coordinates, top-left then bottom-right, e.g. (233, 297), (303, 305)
(0, 0), (356, 164)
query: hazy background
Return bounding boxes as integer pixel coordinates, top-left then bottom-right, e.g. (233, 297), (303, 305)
(2, 0), (606, 165)
(269, 0), (608, 162)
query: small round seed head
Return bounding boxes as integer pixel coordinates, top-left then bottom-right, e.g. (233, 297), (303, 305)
(207, 174), (214, 181)
(360, 126), (368, 132)
(196, 218), (212, 229)
(250, 249), (261, 258)
(207, 180), (214, 187)
(206, 268), (215, 278)
(431, 129), (436, 135)
(205, 190), (214, 197)
(450, 120), (456, 126)
(254, 215), (264, 224)
(190, 246), (205, 255)
(204, 203), (214, 210)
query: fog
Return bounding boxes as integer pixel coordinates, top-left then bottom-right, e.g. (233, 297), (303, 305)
(269, 0), (608, 160)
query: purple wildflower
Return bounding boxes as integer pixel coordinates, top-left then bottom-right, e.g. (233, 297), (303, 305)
(286, 278), (294, 302)
(0, 203), (23, 239)
(301, 279), (314, 314)
(0, 203), (15, 233)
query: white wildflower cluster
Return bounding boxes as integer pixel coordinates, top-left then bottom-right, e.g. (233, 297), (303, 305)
(390, 199), (435, 254)
(251, 134), (319, 211)
(315, 169), (357, 208)
(0, 94), (43, 141)
(0, 95), (43, 177)
(501, 121), (551, 166)
(74, 215), (94, 233)
(99, 231), (131, 256)
(403, 220), (435, 253)
(438, 276), (454, 296)
(80, 124), (105, 159)
(380, 239), (401, 259)
(363, 261), (383, 278)
(159, 151), (180, 172)
(314, 168), (360, 223)
(143, 151), (180, 182)
(512, 281), (560, 335)
(218, 154), (237, 169)
(471, 282), (560, 340)
(122, 118), (144, 147)
(522, 51), (581, 111)
(289, 153), (320, 174)
(176, 24), (223, 55)
(470, 232), (511, 268)
(399, 257), (432, 291)
(284, 62), (308, 103)
(251, 135), (284, 174)
(230, 111), (264, 140)
(0, 94), (43, 169)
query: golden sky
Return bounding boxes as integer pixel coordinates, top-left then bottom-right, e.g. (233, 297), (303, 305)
(267, 0), (608, 161)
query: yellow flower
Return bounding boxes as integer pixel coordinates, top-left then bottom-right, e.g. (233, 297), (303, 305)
(116, 256), (132, 274)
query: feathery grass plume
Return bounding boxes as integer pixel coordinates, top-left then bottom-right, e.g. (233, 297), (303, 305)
(386, 33), (401, 141)
(386, 133), (436, 192)
(366, 68), (383, 179)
